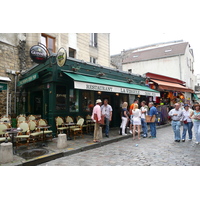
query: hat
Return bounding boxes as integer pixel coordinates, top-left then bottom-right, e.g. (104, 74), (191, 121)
(96, 99), (102, 104)
(184, 104), (189, 107)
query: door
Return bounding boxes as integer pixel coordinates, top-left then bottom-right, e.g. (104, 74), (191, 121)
(33, 91), (43, 116)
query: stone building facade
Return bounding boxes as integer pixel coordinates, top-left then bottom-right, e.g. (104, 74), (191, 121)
(0, 33), (110, 116)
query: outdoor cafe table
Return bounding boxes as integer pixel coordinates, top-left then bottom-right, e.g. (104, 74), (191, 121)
(64, 122), (76, 140)
(3, 128), (23, 154)
(37, 125), (51, 147)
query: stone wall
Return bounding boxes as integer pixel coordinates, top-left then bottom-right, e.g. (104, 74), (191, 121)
(0, 40), (20, 115)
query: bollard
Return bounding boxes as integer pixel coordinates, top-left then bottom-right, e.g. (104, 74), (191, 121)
(0, 142), (13, 164)
(57, 134), (67, 149)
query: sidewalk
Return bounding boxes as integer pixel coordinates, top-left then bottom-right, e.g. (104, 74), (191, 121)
(0, 123), (170, 166)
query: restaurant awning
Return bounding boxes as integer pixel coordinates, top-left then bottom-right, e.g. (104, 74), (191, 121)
(63, 72), (160, 97)
(150, 79), (194, 93)
(17, 73), (39, 86)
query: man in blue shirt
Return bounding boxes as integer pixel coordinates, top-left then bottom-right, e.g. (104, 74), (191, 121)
(148, 102), (157, 138)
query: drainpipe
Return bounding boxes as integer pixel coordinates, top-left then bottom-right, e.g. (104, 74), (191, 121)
(179, 54), (182, 80)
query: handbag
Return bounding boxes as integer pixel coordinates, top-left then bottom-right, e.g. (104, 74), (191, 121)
(146, 115), (156, 123)
(184, 120), (188, 124)
(94, 114), (105, 125)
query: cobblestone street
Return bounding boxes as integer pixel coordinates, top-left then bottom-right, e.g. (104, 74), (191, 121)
(39, 125), (200, 166)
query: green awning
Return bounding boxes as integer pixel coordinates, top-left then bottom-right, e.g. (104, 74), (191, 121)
(0, 83), (8, 90)
(18, 73), (39, 86)
(63, 72), (160, 97)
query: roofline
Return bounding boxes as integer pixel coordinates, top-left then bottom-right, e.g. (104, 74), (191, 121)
(122, 53), (185, 64)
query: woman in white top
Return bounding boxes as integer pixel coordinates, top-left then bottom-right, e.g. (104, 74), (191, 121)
(132, 104), (141, 140)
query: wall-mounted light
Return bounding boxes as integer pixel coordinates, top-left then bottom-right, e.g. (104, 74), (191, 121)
(116, 93), (119, 96)
(98, 91), (101, 94)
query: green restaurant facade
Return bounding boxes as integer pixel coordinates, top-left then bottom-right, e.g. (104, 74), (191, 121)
(17, 56), (160, 135)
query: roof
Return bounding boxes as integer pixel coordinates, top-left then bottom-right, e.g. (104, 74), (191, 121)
(122, 42), (188, 64)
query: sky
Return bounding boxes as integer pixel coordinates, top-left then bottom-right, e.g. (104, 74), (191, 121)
(109, 1), (200, 75)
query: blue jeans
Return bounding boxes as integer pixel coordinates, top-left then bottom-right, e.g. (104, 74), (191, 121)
(182, 122), (193, 140)
(149, 122), (156, 137)
(172, 121), (181, 140)
(104, 117), (110, 135)
(141, 118), (148, 136)
(194, 121), (200, 142)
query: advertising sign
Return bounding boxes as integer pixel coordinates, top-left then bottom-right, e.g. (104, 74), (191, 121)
(56, 47), (67, 67)
(30, 45), (48, 64)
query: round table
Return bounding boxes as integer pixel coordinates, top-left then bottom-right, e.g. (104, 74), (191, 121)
(37, 125), (51, 147)
(3, 128), (23, 154)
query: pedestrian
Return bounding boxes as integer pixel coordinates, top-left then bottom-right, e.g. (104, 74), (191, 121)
(101, 99), (113, 138)
(91, 99), (102, 143)
(190, 104), (200, 144)
(168, 103), (183, 142)
(181, 104), (193, 142)
(140, 101), (148, 138)
(120, 102), (129, 136)
(148, 102), (157, 138)
(129, 99), (139, 134)
(132, 103), (141, 140)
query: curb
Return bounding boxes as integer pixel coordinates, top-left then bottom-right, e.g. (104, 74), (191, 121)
(17, 123), (170, 166)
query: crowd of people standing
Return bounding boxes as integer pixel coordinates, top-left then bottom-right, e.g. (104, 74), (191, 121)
(91, 97), (200, 145)
(120, 99), (157, 140)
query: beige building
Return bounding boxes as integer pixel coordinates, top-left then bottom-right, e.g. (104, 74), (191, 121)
(0, 33), (110, 116)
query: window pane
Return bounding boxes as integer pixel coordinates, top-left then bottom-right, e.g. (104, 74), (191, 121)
(41, 36), (46, 46)
(82, 91), (94, 114)
(69, 89), (79, 112)
(56, 85), (66, 110)
(48, 37), (54, 53)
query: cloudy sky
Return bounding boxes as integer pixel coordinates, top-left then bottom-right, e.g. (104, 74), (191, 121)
(3, 0), (200, 75)
(109, 0), (200, 74)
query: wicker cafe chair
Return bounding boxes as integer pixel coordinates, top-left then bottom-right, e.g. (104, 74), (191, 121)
(86, 114), (95, 133)
(16, 121), (31, 148)
(17, 114), (26, 123)
(65, 116), (74, 123)
(70, 118), (84, 140)
(27, 115), (36, 121)
(28, 120), (43, 145)
(0, 123), (11, 143)
(37, 119), (53, 141)
(0, 115), (11, 122)
(55, 116), (68, 137)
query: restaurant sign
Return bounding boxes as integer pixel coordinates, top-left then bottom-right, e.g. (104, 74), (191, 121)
(56, 47), (67, 67)
(74, 81), (160, 97)
(18, 73), (39, 86)
(30, 45), (48, 64)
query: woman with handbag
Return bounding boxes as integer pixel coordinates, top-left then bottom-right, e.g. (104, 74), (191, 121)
(181, 104), (193, 142)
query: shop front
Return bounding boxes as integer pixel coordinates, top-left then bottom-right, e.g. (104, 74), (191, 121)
(18, 55), (160, 135)
(145, 72), (194, 124)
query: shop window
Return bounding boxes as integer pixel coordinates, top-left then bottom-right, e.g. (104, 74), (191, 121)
(69, 89), (79, 112)
(56, 85), (66, 110)
(90, 56), (96, 64)
(90, 33), (97, 47)
(82, 91), (94, 113)
(41, 34), (55, 53)
(69, 47), (76, 58)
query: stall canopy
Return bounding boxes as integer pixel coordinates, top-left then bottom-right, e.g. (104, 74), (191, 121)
(150, 79), (194, 93)
(63, 72), (160, 97)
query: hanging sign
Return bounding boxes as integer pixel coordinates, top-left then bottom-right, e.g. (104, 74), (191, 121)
(30, 45), (48, 64)
(56, 47), (67, 67)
